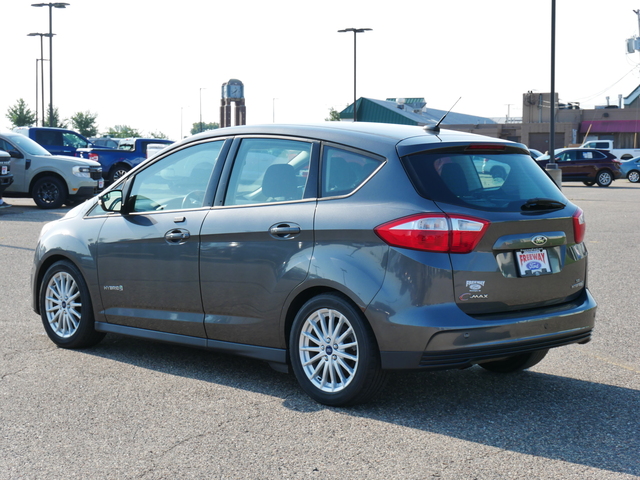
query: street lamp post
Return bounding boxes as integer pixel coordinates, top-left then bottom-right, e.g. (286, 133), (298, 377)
(27, 32), (53, 126)
(199, 87), (207, 133)
(338, 27), (371, 122)
(31, 2), (69, 127)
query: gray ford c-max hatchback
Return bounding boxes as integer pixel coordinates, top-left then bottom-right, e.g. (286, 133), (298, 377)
(32, 122), (596, 406)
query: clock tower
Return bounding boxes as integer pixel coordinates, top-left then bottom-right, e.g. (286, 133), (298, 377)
(220, 79), (246, 127)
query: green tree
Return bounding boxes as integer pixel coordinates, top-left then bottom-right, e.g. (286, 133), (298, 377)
(190, 122), (219, 135)
(6, 98), (36, 127)
(325, 107), (341, 122)
(71, 111), (98, 137)
(106, 125), (142, 138)
(45, 106), (68, 128)
(149, 131), (169, 139)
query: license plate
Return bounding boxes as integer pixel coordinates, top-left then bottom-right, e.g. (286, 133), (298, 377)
(1, 166), (7, 175)
(98, 178), (104, 189)
(516, 248), (552, 277)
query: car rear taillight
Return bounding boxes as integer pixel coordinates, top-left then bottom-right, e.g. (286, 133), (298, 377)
(374, 214), (489, 253)
(88, 153), (99, 161)
(573, 208), (586, 244)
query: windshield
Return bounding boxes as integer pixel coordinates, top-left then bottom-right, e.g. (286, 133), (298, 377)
(402, 150), (567, 212)
(5, 133), (52, 156)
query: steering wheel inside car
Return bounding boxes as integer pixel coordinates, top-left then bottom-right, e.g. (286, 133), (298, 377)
(181, 190), (205, 209)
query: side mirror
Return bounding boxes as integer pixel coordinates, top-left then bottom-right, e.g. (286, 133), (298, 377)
(99, 190), (123, 212)
(9, 150), (23, 159)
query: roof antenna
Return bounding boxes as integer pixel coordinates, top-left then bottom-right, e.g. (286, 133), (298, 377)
(424, 97), (461, 133)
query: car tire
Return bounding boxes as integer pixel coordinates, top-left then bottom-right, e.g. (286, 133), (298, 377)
(582, 181), (595, 186)
(39, 260), (105, 349)
(595, 170), (613, 187)
(628, 170), (640, 183)
(32, 176), (67, 209)
(289, 293), (387, 406)
(479, 349), (549, 373)
(109, 164), (131, 183)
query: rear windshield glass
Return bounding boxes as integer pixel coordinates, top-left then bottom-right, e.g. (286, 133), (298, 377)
(402, 151), (567, 212)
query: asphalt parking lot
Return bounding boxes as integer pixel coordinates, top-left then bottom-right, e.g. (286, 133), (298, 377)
(1, 183), (639, 480)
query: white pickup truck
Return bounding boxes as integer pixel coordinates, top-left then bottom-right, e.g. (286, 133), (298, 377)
(579, 140), (640, 160)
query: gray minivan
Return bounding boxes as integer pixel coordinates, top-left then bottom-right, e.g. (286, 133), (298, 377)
(31, 122), (597, 406)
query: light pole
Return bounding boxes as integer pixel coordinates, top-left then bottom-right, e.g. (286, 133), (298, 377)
(28, 32), (53, 126)
(199, 87), (206, 133)
(31, 2), (69, 127)
(338, 27), (371, 122)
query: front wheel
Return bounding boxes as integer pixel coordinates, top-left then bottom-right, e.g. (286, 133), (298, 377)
(40, 260), (105, 349)
(583, 181), (595, 187)
(596, 170), (613, 187)
(479, 349), (549, 373)
(289, 294), (387, 406)
(32, 176), (67, 209)
(628, 170), (640, 183)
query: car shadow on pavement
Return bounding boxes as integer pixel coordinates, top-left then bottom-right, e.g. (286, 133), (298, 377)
(81, 334), (639, 477)
(0, 202), (68, 223)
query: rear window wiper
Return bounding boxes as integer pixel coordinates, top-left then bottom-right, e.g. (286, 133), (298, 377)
(520, 197), (566, 211)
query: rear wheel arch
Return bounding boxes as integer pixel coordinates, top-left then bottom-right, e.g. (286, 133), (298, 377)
(108, 163), (132, 182)
(283, 286), (377, 359)
(595, 169), (613, 187)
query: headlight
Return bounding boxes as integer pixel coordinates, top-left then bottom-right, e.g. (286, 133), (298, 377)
(72, 166), (91, 178)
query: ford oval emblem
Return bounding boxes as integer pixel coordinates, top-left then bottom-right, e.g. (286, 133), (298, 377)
(532, 235), (548, 246)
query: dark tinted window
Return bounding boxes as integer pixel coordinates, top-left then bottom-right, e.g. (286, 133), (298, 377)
(35, 130), (62, 146)
(402, 151), (566, 212)
(321, 146), (383, 197)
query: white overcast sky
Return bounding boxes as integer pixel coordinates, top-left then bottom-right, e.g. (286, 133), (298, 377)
(2, 0), (640, 140)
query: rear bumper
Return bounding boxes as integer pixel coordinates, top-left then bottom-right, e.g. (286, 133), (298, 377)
(379, 288), (597, 370)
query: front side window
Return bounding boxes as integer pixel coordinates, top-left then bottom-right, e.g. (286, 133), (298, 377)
(321, 146), (383, 197)
(128, 140), (224, 212)
(402, 150), (566, 212)
(62, 132), (88, 149)
(224, 138), (312, 206)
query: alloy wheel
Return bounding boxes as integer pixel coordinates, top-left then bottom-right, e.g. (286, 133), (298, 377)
(298, 307), (359, 393)
(44, 271), (82, 338)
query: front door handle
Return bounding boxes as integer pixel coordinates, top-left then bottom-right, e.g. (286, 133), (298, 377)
(269, 223), (301, 239)
(165, 228), (190, 244)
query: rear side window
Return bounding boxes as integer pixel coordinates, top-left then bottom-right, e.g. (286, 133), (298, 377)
(402, 150), (566, 212)
(35, 130), (62, 146)
(321, 146), (383, 197)
(224, 138), (312, 206)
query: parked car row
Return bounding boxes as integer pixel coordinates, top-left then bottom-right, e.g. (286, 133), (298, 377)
(13, 127), (173, 184)
(536, 148), (623, 187)
(0, 131), (103, 208)
(31, 122), (597, 406)
(77, 137), (173, 182)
